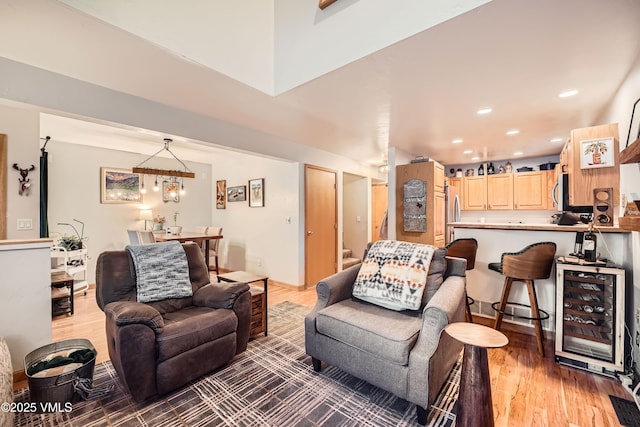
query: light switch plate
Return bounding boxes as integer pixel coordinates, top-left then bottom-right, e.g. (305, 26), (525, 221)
(17, 218), (33, 230)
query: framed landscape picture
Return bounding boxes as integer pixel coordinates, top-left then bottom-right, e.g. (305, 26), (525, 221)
(100, 167), (142, 203)
(249, 178), (264, 207)
(227, 185), (246, 202)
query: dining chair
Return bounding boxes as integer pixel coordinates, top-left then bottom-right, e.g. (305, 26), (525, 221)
(127, 229), (141, 245)
(137, 230), (156, 244)
(205, 226), (223, 274)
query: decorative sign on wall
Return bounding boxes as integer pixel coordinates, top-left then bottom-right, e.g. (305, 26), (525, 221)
(403, 179), (426, 232)
(216, 180), (226, 209)
(581, 137), (615, 169)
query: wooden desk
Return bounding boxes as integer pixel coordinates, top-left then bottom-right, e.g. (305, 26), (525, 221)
(155, 232), (222, 268)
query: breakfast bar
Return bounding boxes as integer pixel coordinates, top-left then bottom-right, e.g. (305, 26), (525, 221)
(449, 222), (632, 333)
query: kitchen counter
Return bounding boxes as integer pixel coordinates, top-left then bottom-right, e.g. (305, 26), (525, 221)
(450, 224), (632, 335)
(449, 222), (629, 233)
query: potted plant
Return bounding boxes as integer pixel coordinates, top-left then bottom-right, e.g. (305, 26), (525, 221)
(168, 211), (182, 234)
(57, 234), (85, 251)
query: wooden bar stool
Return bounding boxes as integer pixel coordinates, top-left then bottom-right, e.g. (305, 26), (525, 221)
(445, 238), (478, 323)
(489, 242), (556, 356)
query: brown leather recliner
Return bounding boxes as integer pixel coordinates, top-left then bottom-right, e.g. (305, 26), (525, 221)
(95, 242), (251, 402)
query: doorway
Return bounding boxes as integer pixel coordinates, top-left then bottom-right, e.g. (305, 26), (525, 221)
(304, 165), (337, 287)
(342, 173), (368, 267)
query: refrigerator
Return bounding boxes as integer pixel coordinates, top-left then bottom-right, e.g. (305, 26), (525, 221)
(444, 182), (461, 244)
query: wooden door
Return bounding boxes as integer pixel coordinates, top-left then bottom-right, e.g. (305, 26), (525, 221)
(514, 171), (547, 209)
(305, 165), (337, 287)
(487, 173), (514, 210)
(371, 184), (388, 241)
(463, 176), (487, 210)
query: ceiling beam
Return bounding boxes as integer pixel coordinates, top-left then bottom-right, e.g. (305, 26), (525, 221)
(132, 167), (195, 179)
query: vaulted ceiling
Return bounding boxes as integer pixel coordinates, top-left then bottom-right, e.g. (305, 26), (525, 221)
(5, 0), (640, 167)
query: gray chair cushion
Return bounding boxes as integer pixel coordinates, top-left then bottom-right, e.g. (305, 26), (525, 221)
(316, 299), (421, 365)
(423, 247), (447, 306)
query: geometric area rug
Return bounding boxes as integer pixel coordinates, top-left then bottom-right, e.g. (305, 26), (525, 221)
(14, 301), (460, 426)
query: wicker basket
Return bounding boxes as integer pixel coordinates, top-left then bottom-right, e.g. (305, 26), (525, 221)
(24, 338), (96, 405)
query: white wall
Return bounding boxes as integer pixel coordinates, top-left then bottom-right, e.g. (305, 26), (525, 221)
(596, 53), (640, 374)
(46, 141), (212, 283)
(274, 0), (490, 93)
(58, 0), (275, 94)
(0, 240), (52, 370)
(212, 152), (300, 286)
(343, 173), (369, 264)
(387, 146), (416, 240)
(0, 103), (41, 240)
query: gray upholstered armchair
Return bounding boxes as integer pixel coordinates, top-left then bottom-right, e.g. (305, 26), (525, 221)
(305, 243), (466, 425)
(96, 242), (251, 402)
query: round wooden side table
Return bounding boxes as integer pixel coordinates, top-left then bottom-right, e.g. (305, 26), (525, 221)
(444, 322), (508, 427)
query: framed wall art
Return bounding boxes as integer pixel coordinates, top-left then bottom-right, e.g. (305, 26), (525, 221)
(581, 137), (614, 169)
(216, 180), (226, 209)
(227, 185), (246, 202)
(162, 180), (180, 203)
(100, 167), (142, 204)
(248, 178), (264, 207)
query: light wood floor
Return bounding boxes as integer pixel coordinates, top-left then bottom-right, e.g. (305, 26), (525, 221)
(18, 279), (630, 426)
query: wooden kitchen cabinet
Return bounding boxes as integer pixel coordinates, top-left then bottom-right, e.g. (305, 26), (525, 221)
(434, 191), (445, 247)
(568, 123), (620, 207)
(487, 173), (514, 210)
(434, 162), (445, 193)
(514, 171), (548, 210)
(463, 176), (487, 210)
(395, 160), (445, 245)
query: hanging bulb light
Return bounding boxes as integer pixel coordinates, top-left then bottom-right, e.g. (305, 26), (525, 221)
(179, 178), (186, 196)
(169, 177), (178, 198)
(140, 178), (147, 194)
(153, 176), (159, 192)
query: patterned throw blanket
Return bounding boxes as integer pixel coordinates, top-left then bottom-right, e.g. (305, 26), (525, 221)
(352, 240), (436, 311)
(126, 241), (192, 303)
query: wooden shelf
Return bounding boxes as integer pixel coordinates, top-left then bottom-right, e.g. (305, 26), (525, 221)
(620, 138), (640, 164)
(618, 216), (640, 231)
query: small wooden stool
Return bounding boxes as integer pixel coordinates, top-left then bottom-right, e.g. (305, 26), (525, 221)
(445, 322), (508, 427)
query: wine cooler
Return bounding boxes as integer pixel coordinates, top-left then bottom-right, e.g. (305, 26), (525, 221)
(555, 262), (625, 376)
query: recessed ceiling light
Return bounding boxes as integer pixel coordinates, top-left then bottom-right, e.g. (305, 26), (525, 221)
(513, 151), (523, 156)
(463, 149), (473, 154)
(471, 156), (480, 161)
(550, 137), (564, 143)
(452, 138), (463, 144)
(477, 108), (492, 115)
(558, 89), (579, 98)
(506, 129), (520, 136)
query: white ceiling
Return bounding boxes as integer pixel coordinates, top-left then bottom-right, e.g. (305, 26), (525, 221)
(23, 0), (640, 166)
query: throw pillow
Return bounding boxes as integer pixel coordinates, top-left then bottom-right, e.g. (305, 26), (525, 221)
(352, 240), (436, 311)
(126, 241), (193, 303)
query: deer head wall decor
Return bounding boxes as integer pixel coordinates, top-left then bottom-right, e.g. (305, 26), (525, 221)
(12, 163), (36, 196)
